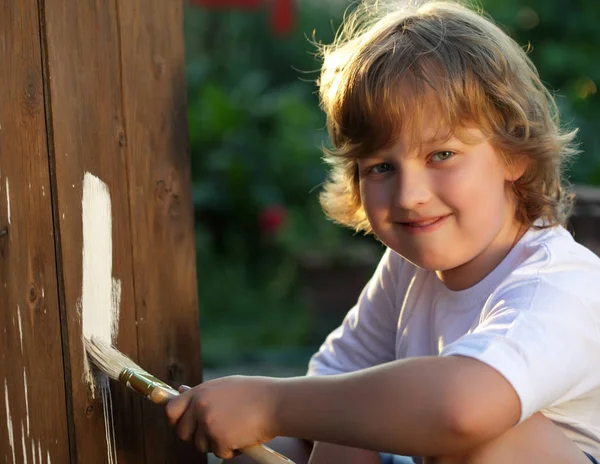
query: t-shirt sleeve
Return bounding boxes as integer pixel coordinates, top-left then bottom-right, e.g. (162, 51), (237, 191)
(307, 248), (401, 376)
(441, 277), (600, 423)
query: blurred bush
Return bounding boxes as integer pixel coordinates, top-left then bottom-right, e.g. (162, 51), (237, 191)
(184, 0), (600, 367)
(184, 2), (382, 367)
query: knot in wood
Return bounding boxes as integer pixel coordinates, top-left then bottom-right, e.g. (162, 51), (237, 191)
(117, 131), (127, 148)
(29, 284), (38, 303)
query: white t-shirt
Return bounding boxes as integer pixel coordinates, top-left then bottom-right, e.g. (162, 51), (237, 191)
(308, 225), (600, 458)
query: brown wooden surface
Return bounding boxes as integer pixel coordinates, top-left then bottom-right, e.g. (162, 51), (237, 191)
(571, 186), (600, 255)
(0, 1), (71, 462)
(41, 0), (146, 461)
(117, 0), (205, 461)
(39, 0), (202, 462)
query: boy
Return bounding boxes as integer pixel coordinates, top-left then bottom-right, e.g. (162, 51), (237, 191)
(166, 1), (600, 462)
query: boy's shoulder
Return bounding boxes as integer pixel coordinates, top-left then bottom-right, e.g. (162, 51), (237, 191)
(515, 225), (600, 276)
(494, 225), (600, 311)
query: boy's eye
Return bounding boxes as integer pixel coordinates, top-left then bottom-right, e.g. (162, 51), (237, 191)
(368, 163), (393, 174)
(431, 150), (455, 162)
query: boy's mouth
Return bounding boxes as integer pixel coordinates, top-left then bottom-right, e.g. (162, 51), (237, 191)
(397, 214), (451, 232)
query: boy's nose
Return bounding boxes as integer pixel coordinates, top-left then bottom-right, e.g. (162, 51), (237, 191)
(394, 168), (432, 210)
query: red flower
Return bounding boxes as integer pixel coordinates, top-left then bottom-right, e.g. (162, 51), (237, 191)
(271, 0), (295, 37)
(259, 205), (287, 235)
(187, 0), (295, 36)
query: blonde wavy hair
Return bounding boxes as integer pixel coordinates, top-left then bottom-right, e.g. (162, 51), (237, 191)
(317, 0), (579, 234)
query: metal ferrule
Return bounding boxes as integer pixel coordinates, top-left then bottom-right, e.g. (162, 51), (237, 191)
(119, 368), (179, 404)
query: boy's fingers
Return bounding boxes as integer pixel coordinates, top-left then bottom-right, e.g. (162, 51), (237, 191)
(164, 391), (192, 426)
(177, 406), (199, 442)
(194, 431), (211, 454)
(179, 385), (191, 393)
(212, 443), (235, 460)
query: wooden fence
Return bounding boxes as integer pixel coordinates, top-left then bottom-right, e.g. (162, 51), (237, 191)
(0, 1), (204, 462)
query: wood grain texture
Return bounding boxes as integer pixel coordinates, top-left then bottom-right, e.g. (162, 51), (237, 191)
(117, 0), (204, 461)
(39, 0), (203, 461)
(0, 0), (70, 462)
(40, 0), (145, 462)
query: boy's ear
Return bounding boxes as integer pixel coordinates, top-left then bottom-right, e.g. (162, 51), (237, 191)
(504, 155), (529, 182)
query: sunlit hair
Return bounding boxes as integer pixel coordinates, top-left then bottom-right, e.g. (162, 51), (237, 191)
(317, 0), (579, 234)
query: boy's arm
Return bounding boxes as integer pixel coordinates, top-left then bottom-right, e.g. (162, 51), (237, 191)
(276, 355), (521, 457)
(164, 354), (519, 458)
(308, 248), (401, 376)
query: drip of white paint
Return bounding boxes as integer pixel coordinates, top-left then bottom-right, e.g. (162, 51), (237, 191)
(100, 379), (117, 464)
(37, 442), (42, 464)
(4, 380), (16, 464)
(47, 450), (51, 464)
(21, 422), (27, 464)
(31, 441), (35, 464)
(23, 369), (29, 437)
(17, 307), (23, 354)
(6, 178), (10, 225)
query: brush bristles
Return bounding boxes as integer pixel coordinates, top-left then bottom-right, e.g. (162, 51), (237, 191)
(84, 336), (144, 380)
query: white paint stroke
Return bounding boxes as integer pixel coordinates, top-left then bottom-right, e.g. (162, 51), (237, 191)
(6, 178), (10, 225)
(81, 173), (118, 344)
(21, 422), (27, 464)
(31, 441), (35, 464)
(47, 450), (51, 464)
(80, 171), (123, 464)
(17, 307), (23, 354)
(23, 369), (29, 437)
(4, 380), (16, 464)
(37, 442), (41, 464)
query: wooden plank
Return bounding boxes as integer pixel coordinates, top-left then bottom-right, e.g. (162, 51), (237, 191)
(571, 186), (600, 256)
(117, 0), (205, 461)
(40, 0), (146, 461)
(0, 1), (71, 462)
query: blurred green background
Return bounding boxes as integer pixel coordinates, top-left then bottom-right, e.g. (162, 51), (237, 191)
(183, 0), (600, 370)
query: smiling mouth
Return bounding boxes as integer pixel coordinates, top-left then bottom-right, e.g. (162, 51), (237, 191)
(398, 214), (451, 230)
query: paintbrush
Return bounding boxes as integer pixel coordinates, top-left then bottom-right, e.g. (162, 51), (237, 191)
(84, 336), (296, 464)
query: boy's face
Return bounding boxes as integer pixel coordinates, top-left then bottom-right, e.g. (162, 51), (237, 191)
(357, 117), (524, 290)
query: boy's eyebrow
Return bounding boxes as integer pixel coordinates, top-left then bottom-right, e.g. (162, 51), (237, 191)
(359, 130), (463, 160)
(421, 130), (454, 145)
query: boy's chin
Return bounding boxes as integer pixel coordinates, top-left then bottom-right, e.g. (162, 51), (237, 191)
(400, 251), (464, 272)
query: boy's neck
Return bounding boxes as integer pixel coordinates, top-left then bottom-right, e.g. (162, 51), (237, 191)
(436, 221), (528, 291)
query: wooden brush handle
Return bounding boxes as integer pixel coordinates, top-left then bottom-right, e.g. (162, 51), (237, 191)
(155, 385), (295, 464)
(240, 443), (296, 463)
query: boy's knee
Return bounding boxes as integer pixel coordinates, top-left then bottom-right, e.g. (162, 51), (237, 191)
(431, 413), (589, 464)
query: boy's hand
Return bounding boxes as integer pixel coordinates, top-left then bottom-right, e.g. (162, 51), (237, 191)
(164, 375), (279, 459)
